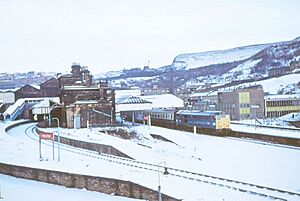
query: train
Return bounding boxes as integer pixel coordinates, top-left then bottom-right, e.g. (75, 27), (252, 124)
(121, 109), (230, 130)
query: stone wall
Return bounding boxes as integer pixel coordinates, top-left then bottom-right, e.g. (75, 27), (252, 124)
(0, 162), (180, 201)
(36, 127), (133, 159)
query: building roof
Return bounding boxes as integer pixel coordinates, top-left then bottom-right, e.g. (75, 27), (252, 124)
(264, 94), (300, 100)
(40, 77), (58, 86)
(32, 98), (60, 108)
(115, 89), (141, 100)
(140, 94), (184, 109)
(74, 100), (99, 104)
(117, 95), (151, 104)
(62, 85), (99, 91)
(177, 110), (222, 116)
(15, 84), (41, 92)
(190, 91), (218, 98)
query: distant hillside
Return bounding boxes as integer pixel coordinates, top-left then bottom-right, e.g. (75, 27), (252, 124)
(172, 44), (271, 69)
(97, 36), (300, 95)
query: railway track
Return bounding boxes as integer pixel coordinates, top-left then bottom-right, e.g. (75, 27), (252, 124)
(231, 121), (300, 133)
(23, 124), (300, 201)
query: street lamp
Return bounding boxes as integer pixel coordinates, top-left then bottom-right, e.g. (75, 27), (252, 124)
(157, 161), (169, 201)
(251, 105), (260, 129)
(52, 117), (60, 161)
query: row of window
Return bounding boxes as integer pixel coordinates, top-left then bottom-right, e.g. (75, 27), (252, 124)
(266, 110), (297, 118)
(148, 112), (174, 120)
(180, 115), (215, 121)
(266, 100), (300, 107)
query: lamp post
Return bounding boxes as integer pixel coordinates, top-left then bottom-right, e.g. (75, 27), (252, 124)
(52, 117), (60, 161)
(157, 161), (169, 201)
(251, 105), (259, 130)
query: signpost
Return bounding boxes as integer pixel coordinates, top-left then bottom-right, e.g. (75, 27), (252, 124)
(39, 131), (54, 160)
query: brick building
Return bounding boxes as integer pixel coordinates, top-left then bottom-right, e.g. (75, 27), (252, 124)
(59, 84), (115, 128)
(217, 85), (265, 120)
(40, 78), (59, 97)
(15, 85), (44, 101)
(58, 63), (92, 89)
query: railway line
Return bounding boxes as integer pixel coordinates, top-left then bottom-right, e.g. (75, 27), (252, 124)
(19, 123), (300, 200)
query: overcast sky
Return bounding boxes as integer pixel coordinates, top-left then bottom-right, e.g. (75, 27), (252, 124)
(1, 0), (300, 74)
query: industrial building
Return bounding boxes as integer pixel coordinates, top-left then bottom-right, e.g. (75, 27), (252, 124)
(264, 94), (300, 118)
(217, 85), (265, 121)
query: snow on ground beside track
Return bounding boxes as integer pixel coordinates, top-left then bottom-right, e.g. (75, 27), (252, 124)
(0, 173), (140, 201)
(1, 121), (300, 200)
(39, 123), (300, 194)
(135, 125), (300, 192)
(230, 122), (300, 139)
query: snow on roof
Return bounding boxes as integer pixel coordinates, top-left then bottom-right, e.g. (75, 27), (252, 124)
(0, 88), (19, 92)
(63, 85), (99, 90)
(24, 97), (60, 102)
(115, 89), (141, 100)
(190, 91), (218, 98)
(32, 99), (51, 108)
(4, 99), (25, 115)
(4, 97), (60, 115)
(264, 94), (300, 100)
(177, 110), (222, 116)
(140, 94), (184, 109)
(117, 95), (151, 104)
(32, 98), (60, 108)
(74, 100), (99, 104)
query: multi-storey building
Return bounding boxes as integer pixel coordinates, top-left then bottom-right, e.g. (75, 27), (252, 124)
(217, 85), (265, 120)
(264, 94), (300, 118)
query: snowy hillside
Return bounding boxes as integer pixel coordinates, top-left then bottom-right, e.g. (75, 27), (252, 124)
(219, 73), (300, 95)
(172, 44), (270, 69)
(252, 36), (300, 72)
(94, 36), (300, 97)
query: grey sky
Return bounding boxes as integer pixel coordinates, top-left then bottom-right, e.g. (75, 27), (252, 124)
(1, 0), (300, 74)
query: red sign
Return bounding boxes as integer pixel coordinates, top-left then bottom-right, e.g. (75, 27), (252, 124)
(40, 132), (53, 140)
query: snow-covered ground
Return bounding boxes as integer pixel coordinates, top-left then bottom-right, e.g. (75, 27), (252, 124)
(0, 173), (140, 201)
(1, 121), (300, 200)
(230, 120), (300, 139)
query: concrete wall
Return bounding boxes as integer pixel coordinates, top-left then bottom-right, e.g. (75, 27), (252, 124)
(0, 162), (179, 201)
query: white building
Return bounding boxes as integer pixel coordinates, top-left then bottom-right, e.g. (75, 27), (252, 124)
(0, 90), (15, 104)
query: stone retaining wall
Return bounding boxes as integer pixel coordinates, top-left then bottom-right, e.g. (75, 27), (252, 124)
(0, 162), (180, 201)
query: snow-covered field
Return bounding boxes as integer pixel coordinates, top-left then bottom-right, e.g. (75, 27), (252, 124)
(1, 121), (300, 200)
